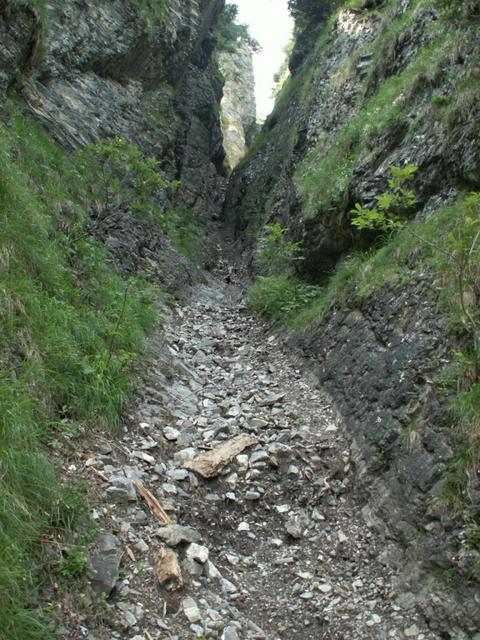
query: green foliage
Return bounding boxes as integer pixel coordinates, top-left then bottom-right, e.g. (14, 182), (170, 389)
(248, 275), (322, 322)
(215, 3), (261, 53)
(58, 546), (89, 579)
(81, 139), (201, 254)
(80, 137), (178, 229)
(130, 0), (170, 27)
(249, 224), (322, 322)
(258, 223), (304, 275)
(431, 94), (450, 109)
(351, 165), (418, 231)
(0, 111), (156, 637)
(438, 0), (480, 21)
(288, 0), (341, 31)
(165, 208), (202, 258)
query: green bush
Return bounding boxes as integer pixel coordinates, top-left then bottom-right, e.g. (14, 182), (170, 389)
(257, 223), (304, 275)
(351, 165), (418, 231)
(248, 275), (322, 321)
(79, 137), (179, 230)
(248, 224), (322, 323)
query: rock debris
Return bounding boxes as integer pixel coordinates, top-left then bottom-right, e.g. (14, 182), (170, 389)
(62, 277), (438, 639)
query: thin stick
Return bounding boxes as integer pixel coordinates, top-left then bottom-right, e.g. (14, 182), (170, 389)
(134, 480), (171, 524)
(125, 546), (136, 562)
(89, 467), (109, 482)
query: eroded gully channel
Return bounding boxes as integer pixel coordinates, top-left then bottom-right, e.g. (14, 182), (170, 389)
(60, 251), (440, 640)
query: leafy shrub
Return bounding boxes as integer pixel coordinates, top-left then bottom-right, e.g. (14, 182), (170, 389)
(257, 223), (304, 275)
(351, 165), (418, 231)
(248, 223), (322, 322)
(248, 275), (321, 321)
(59, 547), (89, 579)
(80, 137), (179, 230)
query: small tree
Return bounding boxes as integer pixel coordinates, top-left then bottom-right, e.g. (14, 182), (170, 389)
(258, 223), (304, 275)
(350, 164), (418, 232)
(80, 137), (179, 229)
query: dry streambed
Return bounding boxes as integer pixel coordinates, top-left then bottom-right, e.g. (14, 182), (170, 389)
(58, 279), (439, 640)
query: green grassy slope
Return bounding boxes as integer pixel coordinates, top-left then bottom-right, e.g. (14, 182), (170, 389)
(0, 110), (156, 638)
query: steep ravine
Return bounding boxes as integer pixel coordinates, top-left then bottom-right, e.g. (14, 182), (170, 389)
(1, 0), (479, 639)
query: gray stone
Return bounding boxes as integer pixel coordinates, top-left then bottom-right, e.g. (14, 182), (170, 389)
(186, 543), (209, 564)
(166, 468), (189, 481)
(222, 626), (240, 640)
(90, 533), (122, 595)
(285, 518), (302, 540)
(157, 524), (202, 546)
(106, 477), (137, 503)
(182, 596), (201, 623)
(164, 426), (180, 441)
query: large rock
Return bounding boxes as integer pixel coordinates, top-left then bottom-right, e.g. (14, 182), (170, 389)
(90, 532), (122, 595)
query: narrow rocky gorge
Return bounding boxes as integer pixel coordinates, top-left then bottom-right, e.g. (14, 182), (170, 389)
(1, 1), (479, 638)
(59, 256), (441, 640)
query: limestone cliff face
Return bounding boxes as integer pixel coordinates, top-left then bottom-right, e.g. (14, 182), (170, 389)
(0, 0), (226, 282)
(223, 1), (480, 635)
(219, 42), (256, 170)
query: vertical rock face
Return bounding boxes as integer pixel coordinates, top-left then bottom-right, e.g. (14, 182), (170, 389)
(0, 0), (226, 218)
(0, 0), (229, 282)
(219, 42), (256, 170)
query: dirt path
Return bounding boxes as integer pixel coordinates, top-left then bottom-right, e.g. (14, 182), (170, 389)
(59, 271), (439, 640)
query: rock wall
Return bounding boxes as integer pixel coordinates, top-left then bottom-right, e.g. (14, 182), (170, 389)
(223, 0), (480, 635)
(225, 2), (480, 274)
(0, 0), (226, 287)
(219, 41), (256, 170)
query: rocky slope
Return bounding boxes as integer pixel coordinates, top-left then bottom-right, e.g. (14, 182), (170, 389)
(57, 262), (446, 640)
(219, 42), (256, 170)
(223, 0), (480, 635)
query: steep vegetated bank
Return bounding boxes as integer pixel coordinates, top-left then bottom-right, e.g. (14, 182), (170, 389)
(0, 0), (232, 636)
(0, 111), (158, 638)
(224, 0), (480, 634)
